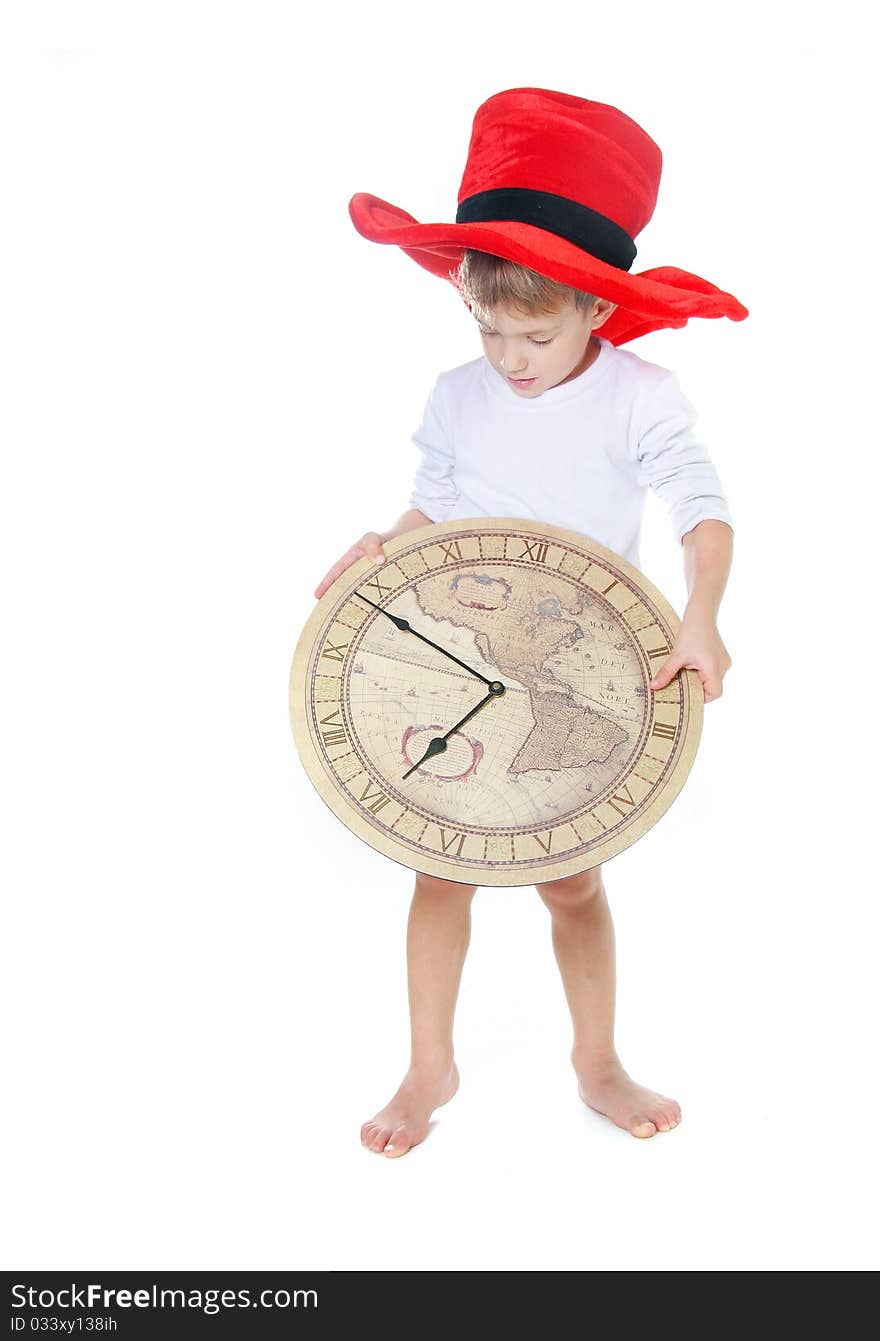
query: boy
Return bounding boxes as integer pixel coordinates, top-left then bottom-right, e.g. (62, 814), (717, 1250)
(313, 89), (745, 1156)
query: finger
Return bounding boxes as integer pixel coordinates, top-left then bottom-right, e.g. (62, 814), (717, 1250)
(314, 568), (334, 599)
(361, 532), (387, 564)
(316, 554), (353, 594)
(315, 538), (383, 599)
(314, 550), (359, 600)
(649, 658), (683, 689)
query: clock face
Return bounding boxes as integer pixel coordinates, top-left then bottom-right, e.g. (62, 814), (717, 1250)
(290, 518), (702, 886)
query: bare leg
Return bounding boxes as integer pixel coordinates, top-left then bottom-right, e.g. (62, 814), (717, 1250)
(361, 871), (476, 1158)
(536, 868), (681, 1139)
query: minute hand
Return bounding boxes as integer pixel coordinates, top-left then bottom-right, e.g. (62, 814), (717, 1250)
(355, 591), (494, 687)
(402, 681), (505, 780)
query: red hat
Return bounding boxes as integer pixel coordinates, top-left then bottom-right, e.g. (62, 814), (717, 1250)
(349, 87), (748, 346)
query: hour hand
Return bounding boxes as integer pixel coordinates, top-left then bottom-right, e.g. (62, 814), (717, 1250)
(402, 734), (448, 780)
(355, 591), (494, 687)
(402, 682), (505, 780)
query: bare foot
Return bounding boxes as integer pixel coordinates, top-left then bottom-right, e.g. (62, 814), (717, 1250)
(360, 1061), (459, 1158)
(575, 1056), (681, 1139)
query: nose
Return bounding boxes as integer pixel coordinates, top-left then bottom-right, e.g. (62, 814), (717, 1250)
(499, 345), (528, 375)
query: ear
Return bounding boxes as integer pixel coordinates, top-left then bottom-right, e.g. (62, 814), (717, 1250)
(590, 299), (618, 330)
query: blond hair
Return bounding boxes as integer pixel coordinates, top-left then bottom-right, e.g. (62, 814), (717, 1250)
(450, 248), (596, 322)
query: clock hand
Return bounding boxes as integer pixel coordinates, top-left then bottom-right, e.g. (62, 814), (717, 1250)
(354, 591), (494, 688)
(402, 681), (505, 780)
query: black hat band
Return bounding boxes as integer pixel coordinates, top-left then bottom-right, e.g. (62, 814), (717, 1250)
(455, 187), (637, 271)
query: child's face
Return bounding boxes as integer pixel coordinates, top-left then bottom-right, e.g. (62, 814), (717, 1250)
(475, 296), (616, 396)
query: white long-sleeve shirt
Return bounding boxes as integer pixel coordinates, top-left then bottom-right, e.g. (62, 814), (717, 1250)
(407, 337), (734, 571)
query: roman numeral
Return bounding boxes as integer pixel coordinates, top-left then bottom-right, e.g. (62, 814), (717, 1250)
(645, 645), (669, 661)
(600, 578), (618, 596)
(607, 783), (636, 818)
(362, 574), (393, 599)
(321, 639), (348, 662)
(652, 721), (676, 740)
(520, 540), (548, 563)
(439, 829), (465, 856)
(359, 781), (392, 814)
(533, 830), (553, 854)
(318, 707), (346, 747)
(440, 541), (463, 563)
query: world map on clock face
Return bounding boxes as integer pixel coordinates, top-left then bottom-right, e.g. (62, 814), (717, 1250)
(297, 522), (698, 883)
(350, 563), (646, 829)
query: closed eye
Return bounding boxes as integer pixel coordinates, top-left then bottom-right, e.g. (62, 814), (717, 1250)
(479, 329), (553, 346)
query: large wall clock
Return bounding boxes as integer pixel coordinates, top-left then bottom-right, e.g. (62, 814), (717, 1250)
(289, 517), (702, 886)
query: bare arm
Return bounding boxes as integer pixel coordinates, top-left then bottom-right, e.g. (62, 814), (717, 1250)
(681, 519), (733, 627)
(649, 519), (734, 703)
(313, 508), (433, 600)
(382, 508), (433, 543)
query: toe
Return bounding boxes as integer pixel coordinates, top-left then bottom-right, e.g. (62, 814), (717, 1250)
(384, 1125), (411, 1157)
(656, 1098), (681, 1130)
(630, 1118), (658, 1138)
(660, 1105), (683, 1132)
(659, 1094), (680, 1122)
(368, 1126), (391, 1152)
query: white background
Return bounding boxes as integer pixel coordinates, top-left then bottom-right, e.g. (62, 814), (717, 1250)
(2, 0), (878, 1271)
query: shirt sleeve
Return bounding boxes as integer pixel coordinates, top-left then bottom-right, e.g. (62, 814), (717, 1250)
(635, 370), (734, 543)
(408, 376), (460, 522)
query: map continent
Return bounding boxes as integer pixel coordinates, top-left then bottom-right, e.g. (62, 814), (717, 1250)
(414, 567), (632, 774)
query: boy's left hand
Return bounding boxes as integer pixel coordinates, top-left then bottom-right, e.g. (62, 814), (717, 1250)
(648, 616), (732, 703)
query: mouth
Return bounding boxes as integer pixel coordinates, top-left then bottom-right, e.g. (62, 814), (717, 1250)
(508, 376), (537, 386)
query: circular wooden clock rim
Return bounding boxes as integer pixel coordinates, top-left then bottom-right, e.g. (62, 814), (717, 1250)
(290, 517), (703, 887)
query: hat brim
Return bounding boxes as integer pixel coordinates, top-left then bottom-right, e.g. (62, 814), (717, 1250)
(349, 193), (748, 346)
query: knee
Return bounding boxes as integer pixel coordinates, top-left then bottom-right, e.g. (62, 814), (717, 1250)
(535, 867), (604, 914)
(414, 871), (478, 898)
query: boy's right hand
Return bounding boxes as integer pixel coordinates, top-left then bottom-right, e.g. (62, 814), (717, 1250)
(314, 531), (387, 601)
